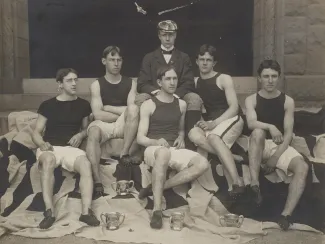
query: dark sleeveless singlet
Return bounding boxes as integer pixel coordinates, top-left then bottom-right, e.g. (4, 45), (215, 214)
(196, 73), (230, 121)
(255, 92), (286, 139)
(147, 96), (181, 146)
(97, 76), (132, 106)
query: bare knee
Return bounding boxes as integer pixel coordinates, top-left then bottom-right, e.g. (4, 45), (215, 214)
(87, 126), (102, 143)
(250, 129), (266, 144)
(292, 158), (309, 179)
(207, 134), (222, 144)
(188, 127), (205, 145)
(183, 93), (202, 111)
(196, 156), (209, 173)
(153, 147), (171, 168)
(39, 154), (56, 172)
(76, 156), (92, 177)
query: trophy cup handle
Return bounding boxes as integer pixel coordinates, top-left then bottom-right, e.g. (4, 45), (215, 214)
(128, 180), (134, 188)
(100, 213), (107, 224)
(237, 215), (244, 228)
(219, 216), (226, 227)
(118, 213), (125, 226)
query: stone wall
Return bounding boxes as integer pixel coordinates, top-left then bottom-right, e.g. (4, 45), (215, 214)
(0, 0), (29, 94)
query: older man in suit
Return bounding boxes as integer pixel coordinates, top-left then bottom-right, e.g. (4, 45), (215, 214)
(136, 20), (202, 150)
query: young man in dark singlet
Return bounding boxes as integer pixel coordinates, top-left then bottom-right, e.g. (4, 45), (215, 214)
(245, 59), (309, 230)
(86, 46), (139, 198)
(188, 44), (245, 198)
(32, 68), (100, 229)
(136, 20), (202, 150)
(137, 65), (209, 229)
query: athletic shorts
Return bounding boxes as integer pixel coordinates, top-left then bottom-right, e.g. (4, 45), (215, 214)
(205, 115), (244, 148)
(87, 112), (125, 143)
(144, 146), (201, 172)
(262, 140), (302, 176)
(36, 146), (85, 172)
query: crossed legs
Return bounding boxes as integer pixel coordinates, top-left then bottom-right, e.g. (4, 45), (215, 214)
(189, 127), (244, 196)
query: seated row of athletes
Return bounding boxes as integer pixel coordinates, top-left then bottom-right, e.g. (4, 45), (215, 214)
(32, 20), (308, 231)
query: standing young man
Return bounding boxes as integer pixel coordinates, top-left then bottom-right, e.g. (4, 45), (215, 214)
(137, 65), (209, 229)
(86, 46), (139, 198)
(189, 44), (245, 198)
(32, 68), (100, 229)
(245, 59), (309, 230)
(137, 20), (202, 150)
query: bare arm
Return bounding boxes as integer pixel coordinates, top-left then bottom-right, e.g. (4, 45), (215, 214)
(178, 100), (187, 139)
(212, 75), (239, 126)
(245, 94), (274, 131)
(271, 96), (295, 158)
(90, 81), (120, 122)
(32, 114), (47, 148)
(136, 100), (159, 147)
(127, 79), (138, 106)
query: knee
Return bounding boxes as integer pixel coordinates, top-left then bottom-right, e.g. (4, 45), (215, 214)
(294, 160), (309, 178)
(250, 129), (266, 143)
(188, 127), (204, 145)
(87, 126), (102, 142)
(77, 158), (92, 176)
(127, 104), (139, 119)
(196, 156), (209, 173)
(207, 134), (220, 144)
(39, 155), (56, 171)
(183, 93), (202, 110)
(154, 147), (171, 166)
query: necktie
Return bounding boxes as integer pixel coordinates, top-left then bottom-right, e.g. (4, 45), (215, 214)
(161, 49), (173, 55)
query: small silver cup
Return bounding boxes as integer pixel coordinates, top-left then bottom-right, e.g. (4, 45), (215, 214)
(169, 212), (185, 231)
(100, 212), (125, 230)
(112, 180), (134, 195)
(219, 213), (244, 228)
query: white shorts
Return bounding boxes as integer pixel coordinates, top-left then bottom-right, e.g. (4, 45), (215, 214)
(205, 115), (244, 148)
(36, 146), (86, 172)
(144, 146), (200, 172)
(262, 140), (303, 175)
(87, 112), (125, 143)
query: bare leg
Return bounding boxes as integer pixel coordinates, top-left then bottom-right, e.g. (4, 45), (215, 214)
(38, 152), (57, 229)
(163, 155), (209, 190)
(74, 155), (100, 226)
(151, 148), (171, 211)
(120, 104), (140, 157)
(86, 126), (103, 184)
(189, 127), (241, 189)
(39, 153), (57, 213)
(282, 157), (308, 216)
(207, 134), (243, 186)
(73, 156), (93, 215)
(248, 129), (266, 186)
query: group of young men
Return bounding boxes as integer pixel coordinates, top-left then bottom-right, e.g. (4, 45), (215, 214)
(32, 20), (309, 231)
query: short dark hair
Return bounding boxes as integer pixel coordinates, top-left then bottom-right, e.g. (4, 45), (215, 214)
(156, 65), (177, 80)
(196, 44), (217, 61)
(56, 68), (78, 83)
(102, 46), (122, 59)
(257, 59), (281, 76)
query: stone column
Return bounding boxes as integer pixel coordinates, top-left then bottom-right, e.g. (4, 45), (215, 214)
(253, 0), (285, 90)
(0, 0), (29, 94)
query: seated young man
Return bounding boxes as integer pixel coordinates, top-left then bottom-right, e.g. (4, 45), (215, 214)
(86, 46), (139, 198)
(32, 68), (100, 229)
(245, 59), (309, 230)
(137, 65), (209, 229)
(188, 44), (245, 198)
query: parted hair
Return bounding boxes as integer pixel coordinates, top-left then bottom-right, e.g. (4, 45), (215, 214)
(56, 68), (78, 83)
(257, 59), (281, 76)
(156, 65), (177, 80)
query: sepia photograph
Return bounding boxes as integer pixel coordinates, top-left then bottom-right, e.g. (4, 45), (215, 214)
(0, 1), (324, 244)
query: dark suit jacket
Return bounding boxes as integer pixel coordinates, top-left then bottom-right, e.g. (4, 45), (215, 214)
(137, 48), (195, 98)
